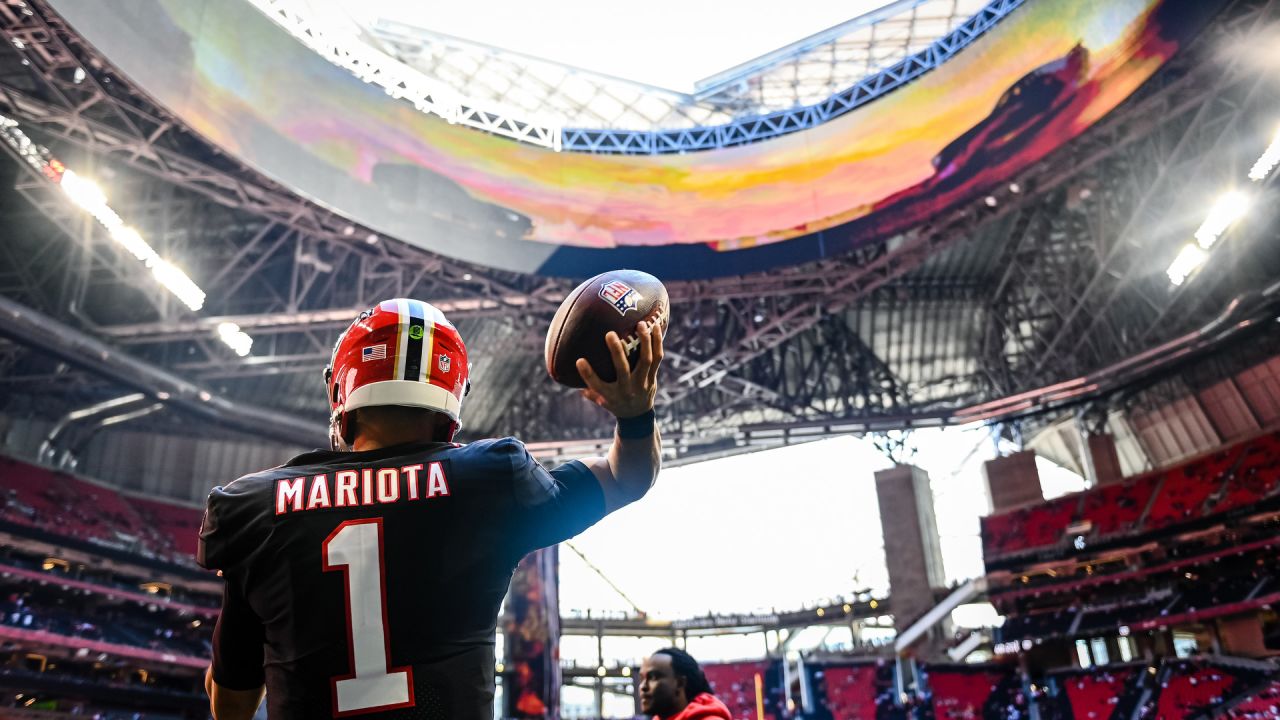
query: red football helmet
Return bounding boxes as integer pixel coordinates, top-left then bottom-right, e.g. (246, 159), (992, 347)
(324, 299), (470, 449)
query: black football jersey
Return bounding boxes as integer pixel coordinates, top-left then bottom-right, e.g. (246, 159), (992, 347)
(197, 437), (606, 719)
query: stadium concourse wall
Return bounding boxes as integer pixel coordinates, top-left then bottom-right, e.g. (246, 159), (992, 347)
(0, 413), (306, 505)
(1059, 355), (1280, 479)
(44, 0), (1218, 278)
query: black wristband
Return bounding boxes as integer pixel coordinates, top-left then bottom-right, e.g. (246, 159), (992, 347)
(616, 409), (656, 439)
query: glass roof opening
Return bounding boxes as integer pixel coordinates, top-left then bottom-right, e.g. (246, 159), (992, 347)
(338, 0), (900, 93)
(301, 0), (991, 130)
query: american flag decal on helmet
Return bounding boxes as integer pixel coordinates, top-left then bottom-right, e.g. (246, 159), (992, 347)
(362, 344), (386, 361)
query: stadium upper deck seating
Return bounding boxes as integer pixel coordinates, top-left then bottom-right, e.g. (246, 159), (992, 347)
(1145, 455), (1235, 532)
(1078, 475), (1158, 538)
(131, 495), (202, 559)
(0, 454), (202, 564)
(981, 496), (1079, 557)
(1210, 433), (1280, 515)
(981, 431), (1280, 561)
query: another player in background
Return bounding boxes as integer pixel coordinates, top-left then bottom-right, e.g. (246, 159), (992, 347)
(639, 648), (732, 720)
(199, 298), (663, 719)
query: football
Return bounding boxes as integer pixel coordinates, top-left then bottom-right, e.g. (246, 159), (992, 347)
(544, 269), (670, 388)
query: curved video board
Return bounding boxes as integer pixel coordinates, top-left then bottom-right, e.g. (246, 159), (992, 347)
(47, 0), (1213, 278)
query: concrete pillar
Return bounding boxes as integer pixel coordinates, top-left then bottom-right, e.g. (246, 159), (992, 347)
(1085, 433), (1125, 487)
(982, 450), (1043, 513)
(596, 629), (605, 718)
(874, 464), (948, 658)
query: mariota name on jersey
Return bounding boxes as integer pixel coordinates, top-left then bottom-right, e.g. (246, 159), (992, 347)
(274, 462), (450, 515)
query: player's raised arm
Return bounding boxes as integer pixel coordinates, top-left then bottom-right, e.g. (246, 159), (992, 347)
(575, 319), (664, 512)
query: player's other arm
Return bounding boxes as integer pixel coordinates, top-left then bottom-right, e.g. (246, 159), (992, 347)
(205, 572), (266, 720)
(206, 666), (264, 720)
(575, 319), (664, 512)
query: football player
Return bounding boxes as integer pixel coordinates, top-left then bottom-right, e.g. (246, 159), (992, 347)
(198, 299), (663, 719)
(639, 649), (731, 720)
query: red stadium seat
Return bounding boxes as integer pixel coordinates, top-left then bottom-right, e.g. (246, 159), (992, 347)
(1222, 679), (1280, 719)
(983, 431), (1280, 562)
(820, 664), (878, 720)
(0, 454), (202, 564)
(1060, 668), (1134, 720)
(981, 496), (1079, 559)
(131, 495), (203, 560)
(1210, 433), (1280, 514)
(1079, 475), (1158, 538)
(1153, 661), (1243, 720)
(703, 660), (779, 720)
(927, 668), (1011, 720)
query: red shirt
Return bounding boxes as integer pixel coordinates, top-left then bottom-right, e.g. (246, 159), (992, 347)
(659, 692), (732, 720)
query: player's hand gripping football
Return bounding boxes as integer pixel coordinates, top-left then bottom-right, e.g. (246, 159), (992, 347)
(575, 320), (663, 419)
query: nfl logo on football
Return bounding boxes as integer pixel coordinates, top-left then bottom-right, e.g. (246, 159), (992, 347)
(598, 280), (640, 316)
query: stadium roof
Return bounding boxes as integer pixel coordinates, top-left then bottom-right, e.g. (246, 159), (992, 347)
(0, 0), (1277, 479)
(309, 0), (990, 130)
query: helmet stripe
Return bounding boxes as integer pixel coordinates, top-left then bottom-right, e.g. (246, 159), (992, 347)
(394, 299), (411, 381)
(413, 300), (436, 386)
(403, 301), (426, 383)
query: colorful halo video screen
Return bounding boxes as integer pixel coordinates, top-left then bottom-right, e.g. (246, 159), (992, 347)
(48, 0), (1215, 278)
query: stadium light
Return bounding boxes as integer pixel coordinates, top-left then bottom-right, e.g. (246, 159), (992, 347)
(58, 170), (207, 311)
(1248, 125), (1280, 182)
(1193, 190), (1249, 249)
(0, 114), (207, 311)
(59, 169), (108, 211)
(1166, 243), (1208, 286)
(217, 322), (254, 357)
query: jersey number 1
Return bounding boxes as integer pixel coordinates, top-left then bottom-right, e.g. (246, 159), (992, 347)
(323, 518), (415, 715)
